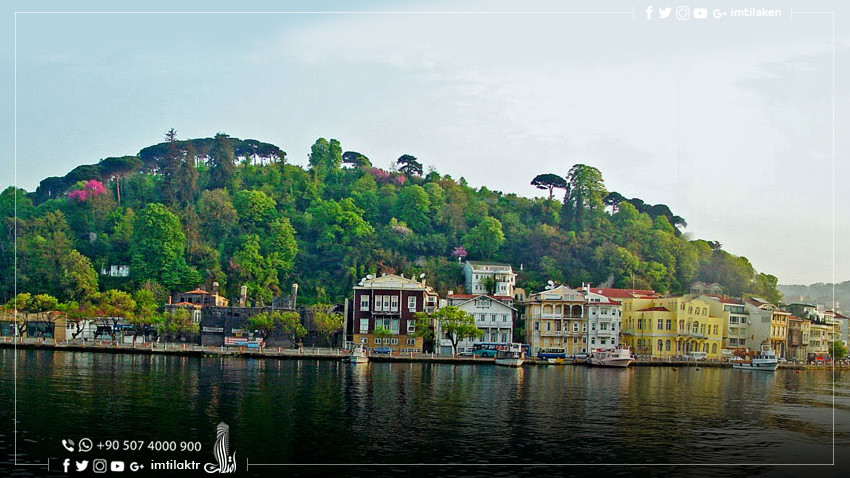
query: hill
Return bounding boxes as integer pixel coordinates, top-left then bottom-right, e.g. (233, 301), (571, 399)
(0, 132), (783, 307)
(778, 281), (850, 311)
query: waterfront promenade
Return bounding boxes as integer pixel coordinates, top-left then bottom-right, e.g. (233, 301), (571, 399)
(2, 337), (844, 370)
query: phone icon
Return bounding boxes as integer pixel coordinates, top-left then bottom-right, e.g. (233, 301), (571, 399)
(61, 439), (75, 452)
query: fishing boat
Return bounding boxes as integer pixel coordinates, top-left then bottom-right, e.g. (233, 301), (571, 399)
(588, 345), (633, 368)
(732, 346), (778, 371)
(348, 343), (369, 364)
(495, 343), (525, 367)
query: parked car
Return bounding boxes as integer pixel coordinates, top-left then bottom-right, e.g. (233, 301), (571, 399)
(572, 353), (590, 361)
(373, 347), (392, 355)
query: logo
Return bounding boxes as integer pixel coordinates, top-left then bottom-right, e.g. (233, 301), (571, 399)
(676, 6), (690, 20)
(111, 461), (125, 472)
(204, 422), (237, 473)
(694, 8), (708, 19)
(93, 458), (108, 473)
(76, 460), (89, 472)
(646, 5), (653, 19)
(659, 7), (672, 18)
(63, 459), (71, 473)
(61, 439), (75, 452)
(79, 438), (93, 453)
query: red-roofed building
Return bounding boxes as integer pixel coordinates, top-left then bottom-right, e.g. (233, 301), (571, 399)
(442, 293), (517, 354)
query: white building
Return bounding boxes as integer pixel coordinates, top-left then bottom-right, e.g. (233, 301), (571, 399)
(438, 294), (516, 355)
(584, 287), (622, 351)
(463, 261), (516, 298)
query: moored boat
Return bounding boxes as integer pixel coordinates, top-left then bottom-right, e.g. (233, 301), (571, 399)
(348, 343), (369, 364)
(588, 345), (633, 368)
(495, 343), (525, 367)
(732, 346), (778, 371)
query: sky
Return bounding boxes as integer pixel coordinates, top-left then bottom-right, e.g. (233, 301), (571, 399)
(1, 0), (848, 285)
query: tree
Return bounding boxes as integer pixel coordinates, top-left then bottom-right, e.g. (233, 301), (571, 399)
(279, 311), (306, 347)
(395, 185), (431, 233)
(176, 141), (199, 205)
(463, 217), (504, 259)
(247, 311), (279, 341)
(231, 235), (279, 305)
(830, 341), (847, 360)
(130, 203), (200, 292)
(129, 289), (161, 345)
(342, 151), (371, 168)
(410, 314), (435, 353)
(308, 138), (342, 174)
(198, 189), (238, 239)
(397, 154), (423, 176)
(267, 217), (298, 277)
(531, 173), (567, 201)
(430, 306), (482, 356)
(160, 308), (198, 342)
(565, 164), (607, 231)
(27, 293), (60, 338)
(312, 304), (343, 346)
(233, 190), (277, 226)
(94, 289), (136, 343)
(59, 250), (98, 302)
(208, 133), (236, 190)
(98, 156), (142, 206)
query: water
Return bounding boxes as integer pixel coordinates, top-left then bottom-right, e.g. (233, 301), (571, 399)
(1, 349), (849, 477)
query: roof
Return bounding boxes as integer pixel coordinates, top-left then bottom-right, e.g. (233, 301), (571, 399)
(826, 311), (848, 319)
(637, 306), (669, 312)
(704, 295), (744, 305)
(447, 294), (517, 311)
(594, 288), (659, 299)
(354, 273), (436, 293)
(182, 289), (210, 295)
(467, 261), (513, 267)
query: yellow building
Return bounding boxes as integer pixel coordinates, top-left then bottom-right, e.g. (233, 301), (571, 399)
(620, 296), (724, 360)
(769, 310), (790, 357)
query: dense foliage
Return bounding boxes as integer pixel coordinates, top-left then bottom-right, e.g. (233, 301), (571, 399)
(0, 132), (783, 310)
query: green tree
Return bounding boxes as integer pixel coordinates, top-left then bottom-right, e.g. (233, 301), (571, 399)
(94, 289), (136, 343)
(130, 203), (200, 292)
(231, 235), (280, 305)
(430, 306), (482, 356)
(247, 311), (279, 341)
(395, 185), (431, 233)
(208, 133), (236, 190)
(308, 138), (342, 175)
(176, 141), (199, 205)
(373, 326), (393, 350)
(160, 308), (198, 342)
(463, 216), (504, 259)
(278, 311), (306, 347)
(531, 173), (567, 201)
(397, 154), (423, 176)
(59, 250), (98, 302)
(197, 189), (238, 239)
(830, 341), (847, 360)
(233, 190), (277, 226)
(565, 164), (607, 231)
(410, 314), (435, 353)
(312, 304), (343, 346)
(130, 288), (161, 345)
(267, 217), (298, 277)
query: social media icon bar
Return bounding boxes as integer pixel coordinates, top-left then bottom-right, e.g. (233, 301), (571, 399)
(93, 458), (108, 473)
(694, 8), (708, 19)
(111, 461), (125, 472)
(676, 6), (690, 20)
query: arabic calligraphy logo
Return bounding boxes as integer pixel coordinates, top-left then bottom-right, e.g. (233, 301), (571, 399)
(204, 422), (237, 474)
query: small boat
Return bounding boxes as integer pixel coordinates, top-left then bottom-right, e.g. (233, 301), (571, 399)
(588, 345), (633, 368)
(348, 344), (369, 364)
(495, 343), (525, 367)
(732, 346), (778, 371)
(546, 358), (567, 365)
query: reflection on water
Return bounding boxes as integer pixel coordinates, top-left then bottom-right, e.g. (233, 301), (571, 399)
(1, 349), (848, 477)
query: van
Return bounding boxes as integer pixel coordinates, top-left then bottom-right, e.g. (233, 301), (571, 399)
(686, 351), (707, 361)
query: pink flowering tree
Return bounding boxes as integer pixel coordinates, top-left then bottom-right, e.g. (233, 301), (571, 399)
(68, 180), (108, 203)
(452, 246), (468, 262)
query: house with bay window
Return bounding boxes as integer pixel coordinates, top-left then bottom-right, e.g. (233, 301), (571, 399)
(438, 293), (516, 355)
(349, 273), (439, 353)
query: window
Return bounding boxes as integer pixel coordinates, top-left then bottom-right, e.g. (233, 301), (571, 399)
(491, 313), (497, 322)
(391, 338), (399, 345)
(601, 338), (607, 345)
(665, 319), (671, 330)
(374, 295), (383, 312)
(360, 295), (370, 311)
(407, 338), (416, 345)
(391, 319), (399, 334)
(665, 340), (671, 351)
(502, 314), (508, 323)
(359, 319), (369, 334)
(711, 343), (717, 354)
(534, 322), (539, 331)
(374, 338), (382, 345)
(501, 333), (508, 342)
(407, 321), (416, 334)
(713, 325), (718, 335)
(408, 296), (417, 311)
(573, 322), (579, 332)
(573, 337), (578, 344)
(657, 319), (664, 330)
(657, 339), (663, 351)
(638, 319), (644, 330)
(390, 295), (399, 312)
(582, 323), (587, 332)
(601, 323), (608, 331)
(681, 303), (686, 311)
(360, 337), (368, 344)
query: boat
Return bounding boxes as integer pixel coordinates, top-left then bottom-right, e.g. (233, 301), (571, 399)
(348, 343), (369, 364)
(546, 358), (567, 365)
(732, 346), (778, 371)
(588, 345), (633, 368)
(495, 343), (525, 367)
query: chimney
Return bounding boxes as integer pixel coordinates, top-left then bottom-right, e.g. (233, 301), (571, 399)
(290, 283), (299, 309)
(168, 295), (172, 305)
(239, 285), (247, 307)
(212, 281), (219, 296)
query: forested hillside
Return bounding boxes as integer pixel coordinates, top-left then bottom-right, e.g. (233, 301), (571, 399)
(0, 131), (782, 307)
(778, 281), (850, 309)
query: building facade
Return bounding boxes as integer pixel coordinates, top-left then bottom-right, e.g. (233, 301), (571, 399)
(464, 261), (517, 298)
(439, 294), (516, 355)
(698, 295), (749, 352)
(350, 274), (438, 353)
(584, 287), (622, 351)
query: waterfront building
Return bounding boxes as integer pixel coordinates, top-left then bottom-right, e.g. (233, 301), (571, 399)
(698, 295), (749, 353)
(807, 322), (832, 358)
(439, 293), (516, 355)
(689, 282), (723, 296)
(619, 295), (724, 360)
(823, 310), (849, 347)
(172, 285), (229, 308)
(524, 285), (587, 355)
(583, 287), (622, 351)
(786, 317), (811, 362)
(744, 298), (789, 357)
(350, 274), (439, 353)
(464, 261), (517, 298)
